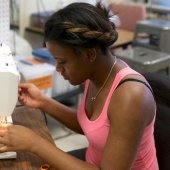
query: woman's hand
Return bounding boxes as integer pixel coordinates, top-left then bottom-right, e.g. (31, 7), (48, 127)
(18, 83), (46, 109)
(0, 124), (41, 153)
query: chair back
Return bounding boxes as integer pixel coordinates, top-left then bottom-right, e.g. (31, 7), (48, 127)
(143, 73), (170, 170)
(109, 3), (146, 31)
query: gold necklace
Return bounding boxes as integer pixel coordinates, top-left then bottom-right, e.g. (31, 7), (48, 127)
(91, 57), (117, 102)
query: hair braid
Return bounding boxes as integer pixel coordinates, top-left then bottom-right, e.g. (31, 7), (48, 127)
(45, 2), (119, 54)
(63, 21), (118, 46)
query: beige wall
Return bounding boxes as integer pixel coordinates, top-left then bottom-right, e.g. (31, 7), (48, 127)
(18, 0), (137, 36)
(108, 0), (135, 3)
(19, 0), (62, 35)
(19, 0), (97, 35)
(108, 0), (146, 3)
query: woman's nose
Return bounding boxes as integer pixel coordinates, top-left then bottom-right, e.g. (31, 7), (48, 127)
(56, 64), (63, 73)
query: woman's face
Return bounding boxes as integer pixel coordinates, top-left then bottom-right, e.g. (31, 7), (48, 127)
(46, 41), (91, 85)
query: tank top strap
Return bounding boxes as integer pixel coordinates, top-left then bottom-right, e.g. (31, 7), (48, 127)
(82, 68), (140, 111)
(104, 67), (141, 110)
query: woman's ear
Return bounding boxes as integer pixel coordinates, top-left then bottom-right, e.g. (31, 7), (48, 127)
(86, 48), (96, 63)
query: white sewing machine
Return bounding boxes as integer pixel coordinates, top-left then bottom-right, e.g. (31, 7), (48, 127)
(0, 43), (20, 159)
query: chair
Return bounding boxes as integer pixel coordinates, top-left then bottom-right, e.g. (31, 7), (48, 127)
(143, 72), (170, 170)
(109, 3), (146, 31)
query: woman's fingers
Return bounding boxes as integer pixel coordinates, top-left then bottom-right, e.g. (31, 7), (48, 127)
(0, 124), (12, 141)
(0, 144), (8, 152)
(0, 130), (9, 153)
(18, 94), (27, 102)
(19, 83), (32, 88)
(0, 126), (7, 136)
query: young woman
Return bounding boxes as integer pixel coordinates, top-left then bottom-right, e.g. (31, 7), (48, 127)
(0, 2), (159, 170)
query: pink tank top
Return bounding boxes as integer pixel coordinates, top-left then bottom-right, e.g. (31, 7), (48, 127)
(77, 67), (159, 170)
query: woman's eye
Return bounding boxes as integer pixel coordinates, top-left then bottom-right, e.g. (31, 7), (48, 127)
(58, 61), (66, 65)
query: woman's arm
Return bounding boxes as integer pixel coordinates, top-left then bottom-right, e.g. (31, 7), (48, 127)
(0, 125), (96, 170)
(32, 137), (98, 170)
(100, 81), (155, 170)
(40, 96), (83, 134)
(19, 83), (83, 134)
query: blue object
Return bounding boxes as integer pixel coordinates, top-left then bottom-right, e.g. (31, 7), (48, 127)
(19, 59), (33, 65)
(32, 48), (56, 63)
(31, 11), (54, 19)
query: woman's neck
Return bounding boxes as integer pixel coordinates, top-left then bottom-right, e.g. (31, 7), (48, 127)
(90, 52), (116, 89)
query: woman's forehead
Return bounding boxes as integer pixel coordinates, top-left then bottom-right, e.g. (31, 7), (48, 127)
(46, 42), (72, 54)
(46, 41), (82, 60)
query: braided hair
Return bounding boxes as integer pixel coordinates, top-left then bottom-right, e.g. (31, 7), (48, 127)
(44, 2), (118, 54)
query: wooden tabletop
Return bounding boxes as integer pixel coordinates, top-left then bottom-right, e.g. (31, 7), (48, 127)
(111, 29), (134, 49)
(0, 106), (54, 170)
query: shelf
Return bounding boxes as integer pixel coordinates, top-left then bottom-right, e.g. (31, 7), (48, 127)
(25, 26), (43, 35)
